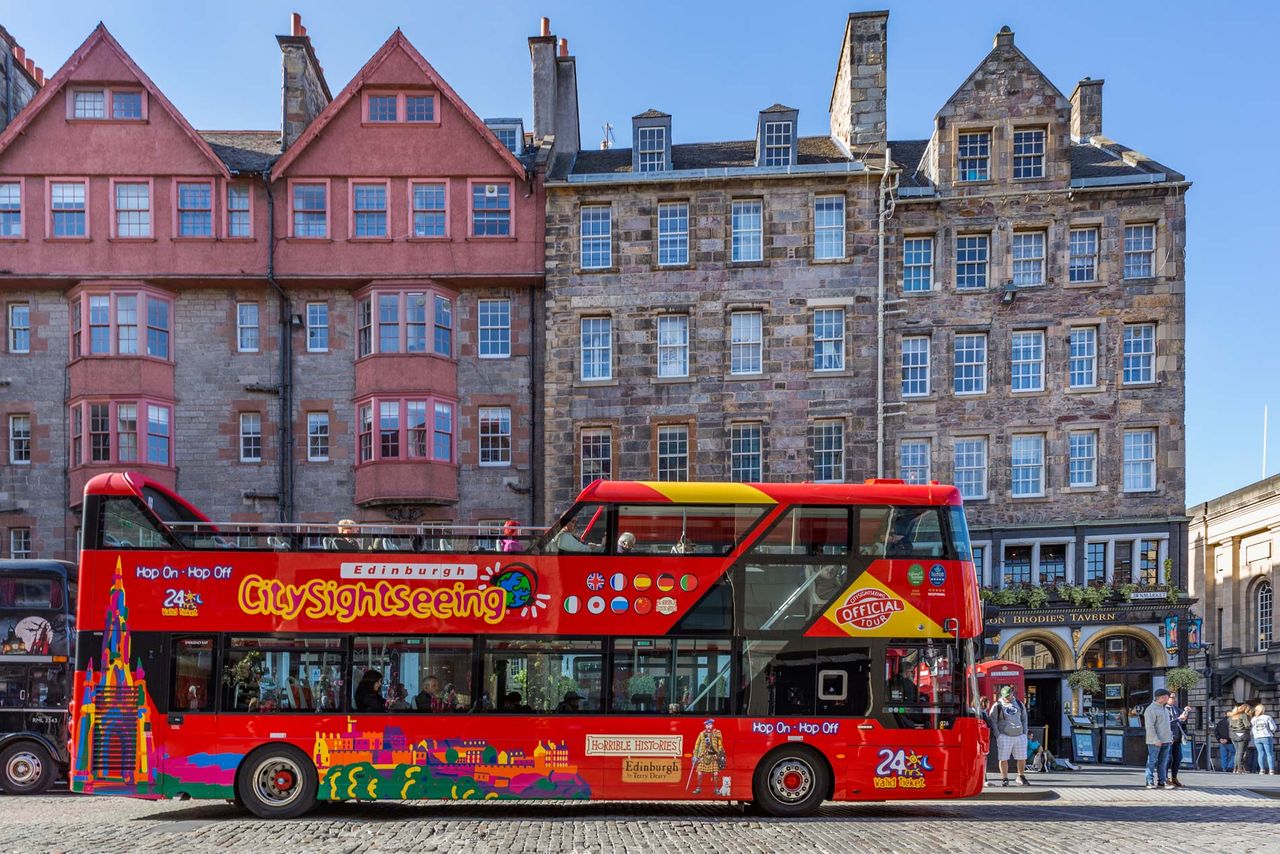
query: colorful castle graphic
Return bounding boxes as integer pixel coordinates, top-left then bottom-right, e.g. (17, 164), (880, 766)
(313, 718), (587, 801)
(72, 558), (156, 793)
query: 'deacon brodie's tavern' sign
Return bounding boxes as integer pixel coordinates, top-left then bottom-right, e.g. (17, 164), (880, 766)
(985, 603), (1193, 628)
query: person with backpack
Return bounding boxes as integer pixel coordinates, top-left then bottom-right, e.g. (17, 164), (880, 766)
(1250, 703), (1276, 775)
(1143, 688), (1174, 789)
(989, 685), (1030, 786)
(1228, 703), (1253, 774)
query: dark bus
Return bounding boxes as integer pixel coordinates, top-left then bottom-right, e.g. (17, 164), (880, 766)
(0, 559), (76, 794)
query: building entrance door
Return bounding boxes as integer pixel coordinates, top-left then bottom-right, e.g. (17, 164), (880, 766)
(1025, 676), (1060, 761)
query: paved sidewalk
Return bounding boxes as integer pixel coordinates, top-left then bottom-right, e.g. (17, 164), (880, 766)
(974, 764), (1280, 802)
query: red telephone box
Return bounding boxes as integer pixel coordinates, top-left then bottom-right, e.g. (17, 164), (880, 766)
(975, 659), (1025, 703)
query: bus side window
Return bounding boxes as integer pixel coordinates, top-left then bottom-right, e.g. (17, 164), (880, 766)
(172, 637), (215, 712)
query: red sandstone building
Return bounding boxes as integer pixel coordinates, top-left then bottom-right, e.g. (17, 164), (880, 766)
(0, 17), (545, 557)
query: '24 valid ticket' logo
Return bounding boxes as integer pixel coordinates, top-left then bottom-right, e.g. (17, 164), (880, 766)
(873, 748), (932, 789)
(835, 588), (904, 630)
(162, 588), (203, 617)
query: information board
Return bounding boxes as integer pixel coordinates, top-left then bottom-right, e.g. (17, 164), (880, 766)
(1072, 729), (1096, 763)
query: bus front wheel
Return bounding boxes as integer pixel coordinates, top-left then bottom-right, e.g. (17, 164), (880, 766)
(752, 746), (830, 817)
(236, 744), (317, 819)
(0, 741), (55, 795)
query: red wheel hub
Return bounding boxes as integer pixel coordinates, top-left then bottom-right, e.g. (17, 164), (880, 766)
(782, 770), (803, 790)
(273, 770), (296, 790)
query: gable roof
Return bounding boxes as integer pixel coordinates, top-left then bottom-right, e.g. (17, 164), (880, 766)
(271, 29), (525, 180)
(0, 23), (230, 178)
(936, 36), (1066, 119)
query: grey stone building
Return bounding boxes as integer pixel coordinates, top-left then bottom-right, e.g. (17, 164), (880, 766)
(538, 14), (1189, 756)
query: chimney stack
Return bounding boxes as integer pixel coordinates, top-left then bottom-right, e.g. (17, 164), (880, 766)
(993, 25), (1014, 49)
(530, 19), (580, 160)
(829, 11), (888, 155)
(277, 13), (332, 149)
(1070, 77), (1104, 142)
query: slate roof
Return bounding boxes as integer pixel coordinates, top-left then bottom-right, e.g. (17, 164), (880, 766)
(888, 139), (930, 187)
(568, 135), (850, 177)
(199, 131), (281, 173)
(760, 103), (797, 113)
(633, 108), (670, 119)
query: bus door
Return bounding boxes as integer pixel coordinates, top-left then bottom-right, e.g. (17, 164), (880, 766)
(162, 636), (219, 793)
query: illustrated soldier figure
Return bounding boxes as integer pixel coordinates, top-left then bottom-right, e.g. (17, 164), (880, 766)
(689, 718), (726, 794)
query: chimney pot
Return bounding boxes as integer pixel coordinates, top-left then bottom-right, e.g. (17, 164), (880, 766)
(540, 17), (551, 37)
(25, 58), (34, 75)
(558, 38), (568, 57)
(34, 67), (43, 86)
(291, 13), (303, 37)
(993, 25), (1015, 48)
(13, 45), (24, 65)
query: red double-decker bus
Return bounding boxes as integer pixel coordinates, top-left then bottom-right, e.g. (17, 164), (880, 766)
(70, 472), (985, 817)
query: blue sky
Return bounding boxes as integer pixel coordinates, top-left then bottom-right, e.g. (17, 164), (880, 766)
(6, 0), (1277, 505)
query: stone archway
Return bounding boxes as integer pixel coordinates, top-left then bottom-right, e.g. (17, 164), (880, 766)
(999, 629), (1073, 671)
(1075, 625), (1168, 670)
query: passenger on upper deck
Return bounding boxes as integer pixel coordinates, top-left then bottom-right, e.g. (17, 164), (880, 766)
(326, 519), (365, 552)
(553, 519), (598, 554)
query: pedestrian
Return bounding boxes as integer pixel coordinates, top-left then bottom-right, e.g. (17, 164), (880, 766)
(500, 520), (522, 553)
(1142, 688), (1174, 789)
(1228, 703), (1253, 775)
(989, 685), (1030, 786)
(1166, 695), (1190, 787)
(1251, 702), (1276, 775)
(1215, 713), (1236, 772)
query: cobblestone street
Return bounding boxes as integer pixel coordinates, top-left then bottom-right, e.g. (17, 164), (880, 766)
(1, 790), (1277, 854)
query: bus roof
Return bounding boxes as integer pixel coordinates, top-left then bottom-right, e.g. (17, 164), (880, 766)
(0, 558), (78, 584)
(84, 471), (211, 522)
(577, 480), (963, 507)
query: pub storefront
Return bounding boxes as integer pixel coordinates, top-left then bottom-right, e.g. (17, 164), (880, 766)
(989, 603), (1193, 765)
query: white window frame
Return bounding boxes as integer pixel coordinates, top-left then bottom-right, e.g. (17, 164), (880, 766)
(1123, 224), (1156, 279)
(657, 201), (689, 266)
(812, 308), (845, 372)
(478, 298), (512, 359)
(1012, 129), (1046, 179)
(899, 438), (930, 485)
(813, 195), (845, 261)
(9, 528), (32, 559)
(656, 424), (690, 481)
(1010, 330), (1045, 393)
(637, 126), (666, 172)
(479, 405), (512, 467)
(901, 336), (930, 397)
(730, 310), (763, 375)
(957, 131), (991, 182)
(657, 314), (689, 378)
(955, 234), (989, 290)
(1068, 327), (1097, 389)
(236, 302), (260, 353)
(1122, 428), (1157, 493)
(953, 333), (987, 395)
(997, 538), (1076, 588)
(1012, 231), (1045, 287)
(113, 181), (152, 239)
(580, 205), (612, 270)
(731, 199), (763, 263)
(763, 121), (793, 167)
(306, 302), (329, 353)
(239, 412), (263, 463)
(580, 316), (613, 381)
(954, 437), (988, 501)
(903, 236), (934, 292)
(813, 420), (844, 483)
(8, 303), (30, 354)
(1010, 434), (1046, 498)
(580, 427), (613, 489)
(1122, 323), (1156, 385)
(8, 414), (31, 465)
(1069, 227), (1099, 283)
(729, 422), (763, 482)
(306, 412), (329, 462)
(1068, 430), (1098, 488)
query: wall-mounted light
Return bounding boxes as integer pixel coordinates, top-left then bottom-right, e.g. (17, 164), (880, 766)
(290, 313), (304, 328)
(1001, 282), (1017, 304)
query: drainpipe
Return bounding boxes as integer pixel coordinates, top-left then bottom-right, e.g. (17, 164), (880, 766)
(875, 148), (892, 478)
(5, 51), (12, 126)
(529, 283), (539, 525)
(261, 169), (294, 522)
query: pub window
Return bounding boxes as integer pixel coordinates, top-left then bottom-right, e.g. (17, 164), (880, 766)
(222, 636), (343, 713)
(481, 638), (603, 714)
(351, 636), (473, 713)
(171, 637), (215, 712)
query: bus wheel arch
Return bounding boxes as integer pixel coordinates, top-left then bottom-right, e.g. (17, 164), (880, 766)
(235, 743), (318, 819)
(0, 739), (56, 795)
(751, 744), (832, 817)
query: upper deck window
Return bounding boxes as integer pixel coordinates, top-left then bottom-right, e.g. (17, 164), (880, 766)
(858, 506), (946, 559)
(613, 504), (767, 556)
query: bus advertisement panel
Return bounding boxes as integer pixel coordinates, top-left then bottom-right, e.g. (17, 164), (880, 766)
(70, 472), (985, 817)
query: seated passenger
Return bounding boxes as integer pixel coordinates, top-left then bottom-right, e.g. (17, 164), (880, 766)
(326, 519), (365, 552)
(353, 669), (385, 712)
(617, 532), (636, 553)
(554, 520), (597, 554)
(556, 691), (583, 713)
(415, 675), (450, 712)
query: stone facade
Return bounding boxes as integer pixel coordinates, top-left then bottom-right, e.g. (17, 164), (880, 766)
(0, 25), (41, 131)
(1187, 475), (1280, 719)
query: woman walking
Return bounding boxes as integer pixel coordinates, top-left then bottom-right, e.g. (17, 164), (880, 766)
(1228, 703), (1253, 774)
(1251, 703), (1277, 775)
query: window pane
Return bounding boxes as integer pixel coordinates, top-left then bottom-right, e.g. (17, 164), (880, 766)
(957, 132), (990, 181)
(412, 182), (446, 237)
(482, 639), (603, 714)
(903, 237), (933, 291)
(405, 96), (434, 123)
(814, 195), (845, 260)
(114, 183), (150, 238)
(172, 637), (215, 711)
(657, 202), (688, 265)
(222, 637), (344, 713)
(367, 95), (397, 122)
(656, 425), (688, 480)
(580, 317), (612, 380)
(353, 184), (387, 237)
(730, 311), (762, 375)
(580, 206), (612, 269)
(612, 639), (673, 712)
(352, 637), (473, 712)
(955, 235), (988, 290)
(899, 439), (930, 484)
(812, 309), (844, 371)
(953, 333), (987, 394)
(478, 298), (511, 358)
(112, 91), (143, 119)
(471, 184), (511, 236)
(731, 200), (762, 262)
(73, 90), (105, 119)
(657, 314), (689, 377)
(729, 423), (762, 481)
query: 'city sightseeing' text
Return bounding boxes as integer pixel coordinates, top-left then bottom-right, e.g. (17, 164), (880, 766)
(237, 574), (508, 624)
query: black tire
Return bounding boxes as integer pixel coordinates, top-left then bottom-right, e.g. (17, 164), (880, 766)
(236, 744), (317, 819)
(752, 746), (830, 817)
(0, 741), (56, 795)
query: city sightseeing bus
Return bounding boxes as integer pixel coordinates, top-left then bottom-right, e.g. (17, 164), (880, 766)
(69, 472), (985, 818)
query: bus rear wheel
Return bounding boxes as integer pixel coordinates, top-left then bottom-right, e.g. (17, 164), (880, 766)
(236, 744), (317, 819)
(0, 741), (55, 795)
(753, 747), (829, 817)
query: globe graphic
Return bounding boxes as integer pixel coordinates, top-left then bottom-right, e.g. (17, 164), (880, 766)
(494, 568), (534, 609)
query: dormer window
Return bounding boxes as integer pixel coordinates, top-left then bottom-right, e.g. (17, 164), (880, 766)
(362, 92), (439, 125)
(638, 127), (666, 172)
(485, 119), (525, 153)
(368, 95), (398, 122)
(957, 131), (991, 182)
(763, 122), (793, 167)
(69, 88), (146, 121)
